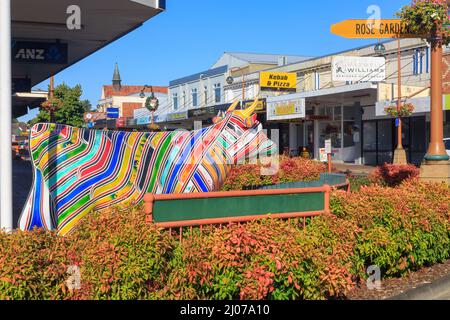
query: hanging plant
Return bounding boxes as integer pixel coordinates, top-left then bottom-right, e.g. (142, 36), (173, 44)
(384, 103), (415, 118)
(397, 0), (450, 45)
(41, 97), (63, 112)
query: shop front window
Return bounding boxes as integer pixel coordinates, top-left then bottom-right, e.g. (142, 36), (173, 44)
(445, 111), (450, 139)
(319, 121), (341, 149)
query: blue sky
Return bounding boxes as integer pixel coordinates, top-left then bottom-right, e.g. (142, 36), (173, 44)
(19, 0), (409, 122)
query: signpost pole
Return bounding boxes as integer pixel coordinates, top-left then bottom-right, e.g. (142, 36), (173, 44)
(0, 0), (13, 231)
(327, 153), (332, 173)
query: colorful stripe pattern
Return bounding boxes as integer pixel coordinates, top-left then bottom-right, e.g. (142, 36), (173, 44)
(19, 109), (277, 236)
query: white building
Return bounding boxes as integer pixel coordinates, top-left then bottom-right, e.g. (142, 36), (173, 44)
(165, 52), (311, 128)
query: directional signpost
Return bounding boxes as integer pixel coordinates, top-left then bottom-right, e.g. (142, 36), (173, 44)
(330, 19), (417, 39)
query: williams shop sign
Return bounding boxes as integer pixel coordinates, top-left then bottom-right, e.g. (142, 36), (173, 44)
(332, 56), (385, 83)
(12, 40), (68, 64)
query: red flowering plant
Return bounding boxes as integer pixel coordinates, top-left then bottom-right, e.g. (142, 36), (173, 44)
(397, 0), (450, 45)
(369, 163), (420, 187)
(384, 103), (415, 118)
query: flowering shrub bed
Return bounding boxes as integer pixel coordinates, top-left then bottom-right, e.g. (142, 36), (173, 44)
(221, 156), (327, 191)
(0, 181), (449, 300)
(369, 163), (420, 187)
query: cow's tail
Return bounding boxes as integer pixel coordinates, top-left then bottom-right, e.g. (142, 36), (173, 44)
(19, 167), (55, 232)
(18, 124), (55, 232)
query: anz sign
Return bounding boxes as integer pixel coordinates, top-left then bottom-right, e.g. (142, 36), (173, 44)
(12, 41), (68, 64)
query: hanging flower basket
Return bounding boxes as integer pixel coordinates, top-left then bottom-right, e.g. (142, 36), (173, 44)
(41, 97), (63, 112)
(397, 0), (450, 44)
(384, 103), (415, 118)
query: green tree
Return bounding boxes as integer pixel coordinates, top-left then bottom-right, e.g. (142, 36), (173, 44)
(29, 83), (91, 127)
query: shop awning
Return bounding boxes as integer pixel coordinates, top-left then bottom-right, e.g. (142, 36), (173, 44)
(268, 82), (379, 105)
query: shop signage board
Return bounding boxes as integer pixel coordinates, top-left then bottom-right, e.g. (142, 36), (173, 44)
(332, 56), (386, 82)
(136, 116), (151, 125)
(84, 112), (106, 122)
(325, 139), (332, 154)
(243, 99), (267, 112)
(116, 117), (126, 128)
(319, 148), (328, 162)
(107, 108), (120, 119)
(167, 111), (188, 122)
(189, 106), (215, 118)
(260, 72), (297, 92)
(267, 98), (305, 121)
(12, 40), (68, 64)
(330, 19), (418, 39)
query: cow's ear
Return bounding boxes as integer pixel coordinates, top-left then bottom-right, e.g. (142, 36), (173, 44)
(244, 113), (258, 128)
(212, 111), (223, 124)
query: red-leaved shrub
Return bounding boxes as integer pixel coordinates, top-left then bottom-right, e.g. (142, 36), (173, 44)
(222, 156), (327, 191)
(331, 180), (450, 277)
(160, 216), (357, 300)
(0, 180), (448, 300)
(369, 163), (420, 187)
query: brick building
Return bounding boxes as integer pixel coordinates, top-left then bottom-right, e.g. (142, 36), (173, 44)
(97, 64), (168, 121)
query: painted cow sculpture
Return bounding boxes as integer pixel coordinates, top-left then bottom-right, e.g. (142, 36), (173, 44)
(19, 100), (278, 235)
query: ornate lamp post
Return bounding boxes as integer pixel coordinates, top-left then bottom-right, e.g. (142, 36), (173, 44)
(140, 85), (159, 130)
(398, 0), (450, 182)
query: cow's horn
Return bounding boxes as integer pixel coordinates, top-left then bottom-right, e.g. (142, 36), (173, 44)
(226, 100), (240, 113)
(243, 97), (259, 117)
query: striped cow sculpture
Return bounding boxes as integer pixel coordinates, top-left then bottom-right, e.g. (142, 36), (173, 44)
(19, 99), (278, 236)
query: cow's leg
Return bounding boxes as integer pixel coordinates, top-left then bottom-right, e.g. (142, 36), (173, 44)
(19, 167), (54, 232)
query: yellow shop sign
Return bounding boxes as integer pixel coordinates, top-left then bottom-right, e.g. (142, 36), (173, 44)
(275, 103), (296, 116)
(260, 72), (297, 92)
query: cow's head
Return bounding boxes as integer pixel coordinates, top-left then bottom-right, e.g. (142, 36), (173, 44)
(211, 98), (278, 165)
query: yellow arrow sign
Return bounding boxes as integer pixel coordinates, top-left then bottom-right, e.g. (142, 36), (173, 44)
(331, 19), (419, 39)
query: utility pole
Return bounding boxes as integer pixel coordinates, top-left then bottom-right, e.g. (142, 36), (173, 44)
(420, 24), (450, 183)
(393, 39), (407, 164)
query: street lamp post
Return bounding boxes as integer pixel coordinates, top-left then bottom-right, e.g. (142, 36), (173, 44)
(141, 85), (159, 129)
(393, 39), (408, 164)
(419, 24), (450, 183)
(426, 29), (448, 160)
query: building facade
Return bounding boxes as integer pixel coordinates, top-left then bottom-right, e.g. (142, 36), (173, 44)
(165, 52), (310, 129)
(94, 64), (168, 129)
(222, 39), (450, 166)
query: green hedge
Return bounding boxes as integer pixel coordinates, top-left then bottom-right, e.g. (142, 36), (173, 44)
(0, 181), (449, 300)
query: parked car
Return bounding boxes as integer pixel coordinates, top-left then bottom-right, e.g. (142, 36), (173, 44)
(445, 138), (450, 157)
